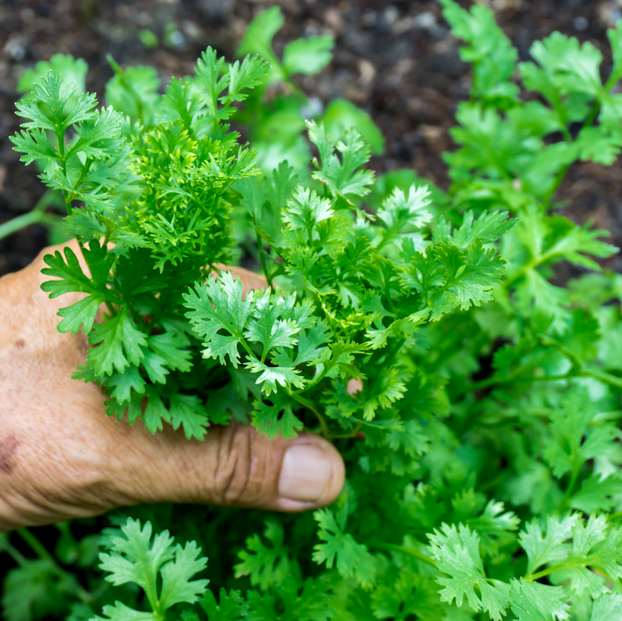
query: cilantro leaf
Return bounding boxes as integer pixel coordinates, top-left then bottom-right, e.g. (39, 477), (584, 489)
(234, 520), (291, 589)
(97, 518), (208, 619)
(428, 523), (511, 620)
(313, 509), (377, 589)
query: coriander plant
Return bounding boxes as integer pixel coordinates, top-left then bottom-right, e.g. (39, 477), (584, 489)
(3, 2), (622, 620)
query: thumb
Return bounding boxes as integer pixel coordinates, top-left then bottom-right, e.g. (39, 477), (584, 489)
(114, 422), (345, 512)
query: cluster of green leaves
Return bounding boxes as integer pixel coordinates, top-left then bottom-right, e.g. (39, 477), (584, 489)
(4, 2), (622, 621)
(11, 49), (272, 441)
(234, 4), (384, 175)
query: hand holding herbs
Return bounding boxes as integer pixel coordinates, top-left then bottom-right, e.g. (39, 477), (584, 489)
(3, 1), (622, 619)
(0, 241), (345, 532)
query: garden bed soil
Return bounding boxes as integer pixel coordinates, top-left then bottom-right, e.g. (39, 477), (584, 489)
(1, 0), (621, 276)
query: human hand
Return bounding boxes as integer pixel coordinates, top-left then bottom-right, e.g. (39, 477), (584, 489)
(0, 243), (344, 532)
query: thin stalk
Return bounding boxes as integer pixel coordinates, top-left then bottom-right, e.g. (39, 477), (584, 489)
(3, 540), (28, 566)
(289, 391), (331, 438)
(465, 367), (622, 396)
(108, 55), (146, 126)
(329, 422), (363, 439)
(464, 371), (574, 395)
(542, 98), (602, 208)
(559, 463), (581, 511)
(16, 528), (94, 604)
(382, 336), (406, 368)
(17, 528), (57, 563)
(256, 230), (273, 289)
(526, 559), (612, 584)
(0, 210), (62, 241)
(0, 191), (61, 241)
(368, 540), (436, 567)
(56, 127), (73, 217)
(383, 278), (397, 315)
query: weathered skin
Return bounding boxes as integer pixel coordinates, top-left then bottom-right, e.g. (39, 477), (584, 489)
(0, 243), (344, 532)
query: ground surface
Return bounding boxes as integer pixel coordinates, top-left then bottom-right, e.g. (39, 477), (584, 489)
(1, 0), (621, 276)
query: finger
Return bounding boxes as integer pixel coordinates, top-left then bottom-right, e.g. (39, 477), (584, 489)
(113, 422), (345, 512)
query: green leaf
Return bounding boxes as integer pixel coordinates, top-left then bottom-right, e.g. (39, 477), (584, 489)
(98, 518), (208, 616)
(245, 359), (305, 395)
(105, 61), (161, 126)
(591, 594), (622, 621)
(376, 184), (432, 236)
(235, 520), (291, 589)
(167, 394), (209, 440)
(440, 0), (518, 105)
(197, 589), (249, 621)
(147, 332), (192, 373)
(577, 125), (622, 165)
(56, 294), (105, 335)
(158, 540), (209, 609)
(509, 579), (568, 621)
(94, 602), (158, 621)
(519, 514), (576, 575)
(236, 6), (284, 81)
(428, 523), (510, 620)
(530, 32), (603, 97)
(251, 395), (303, 439)
(2, 559), (80, 621)
(87, 308), (148, 376)
(371, 572), (444, 621)
(41, 246), (98, 298)
(107, 366), (146, 404)
(10, 128), (58, 168)
(321, 99), (385, 156)
(283, 36), (334, 76)
(184, 273), (255, 368)
(438, 210), (513, 247)
(225, 55), (270, 105)
(283, 186), (334, 233)
(313, 509), (377, 589)
(307, 120), (375, 201)
(18, 54), (88, 95)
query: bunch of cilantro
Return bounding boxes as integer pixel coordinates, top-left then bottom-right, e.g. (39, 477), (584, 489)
(3, 2), (622, 620)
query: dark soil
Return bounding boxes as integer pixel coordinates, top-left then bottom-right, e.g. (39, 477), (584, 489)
(1, 0), (621, 276)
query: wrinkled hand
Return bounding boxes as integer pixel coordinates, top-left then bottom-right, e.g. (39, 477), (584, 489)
(0, 244), (344, 532)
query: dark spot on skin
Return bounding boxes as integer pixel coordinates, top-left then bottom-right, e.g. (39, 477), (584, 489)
(14, 339), (25, 349)
(0, 436), (19, 475)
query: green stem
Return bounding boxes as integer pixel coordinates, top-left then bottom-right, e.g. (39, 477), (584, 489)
(0, 191), (61, 241)
(256, 230), (273, 289)
(108, 55), (146, 126)
(383, 279), (397, 315)
(465, 367), (622, 396)
(559, 464), (581, 511)
(17, 528), (56, 562)
(55, 127), (74, 217)
(329, 422), (363, 439)
(0, 210), (61, 241)
(16, 528), (94, 604)
(288, 391), (331, 438)
(368, 540), (436, 567)
(464, 371), (574, 395)
(3, 540), (28, 566)
(526, 558), (613, 584)
(542, 97), (602, 208)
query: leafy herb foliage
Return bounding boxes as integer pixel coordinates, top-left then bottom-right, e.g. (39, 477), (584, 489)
(4, 2), (622, 620)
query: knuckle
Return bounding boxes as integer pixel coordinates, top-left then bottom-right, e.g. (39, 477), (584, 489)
(213, 424), (271, 507)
